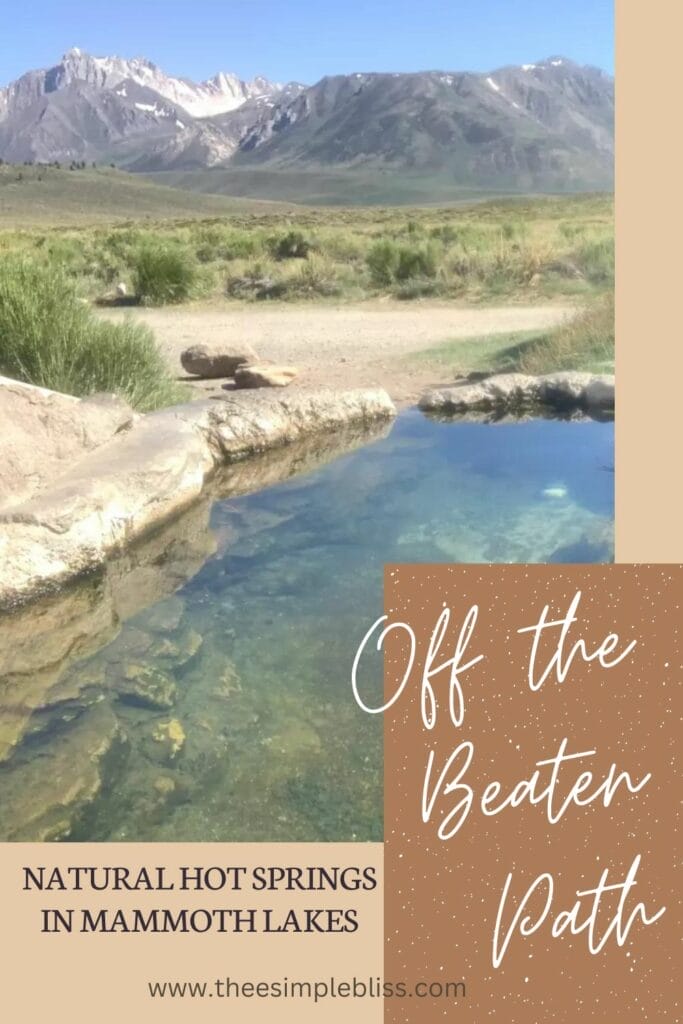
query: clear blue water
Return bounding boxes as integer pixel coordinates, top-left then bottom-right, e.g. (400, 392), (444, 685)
(0, 410), (614, 842)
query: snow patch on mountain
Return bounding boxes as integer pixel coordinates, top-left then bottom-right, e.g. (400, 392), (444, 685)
(52, 48), (283, 117)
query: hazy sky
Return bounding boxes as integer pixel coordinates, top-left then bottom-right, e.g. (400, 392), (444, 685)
(2, 0), (614, 86)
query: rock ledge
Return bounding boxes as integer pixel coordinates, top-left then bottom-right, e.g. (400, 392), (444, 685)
(0, 384), (395, 609)
(418, 371), (614, 414)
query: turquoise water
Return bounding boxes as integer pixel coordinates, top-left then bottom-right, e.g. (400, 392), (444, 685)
(0, 410), (614, 842)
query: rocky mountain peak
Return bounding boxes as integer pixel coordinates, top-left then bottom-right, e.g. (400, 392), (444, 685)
(0, 50), (613, 190)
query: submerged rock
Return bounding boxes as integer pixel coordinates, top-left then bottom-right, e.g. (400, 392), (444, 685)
(264, 717), (322, 758)
(0, 579), (119, 761)
(116, 664), (177, 711)
(548, 538), (613, 563)
(136, 595), (186, 634)
(151, 718), (186, 760)
(154, 775), (177, 796)
(0, 704), (124, 841)
(215, 660), (242, 699)
(148, 627), (203, 666)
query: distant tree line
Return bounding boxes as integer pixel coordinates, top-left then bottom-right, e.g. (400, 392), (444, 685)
(0, 158), (118, 179)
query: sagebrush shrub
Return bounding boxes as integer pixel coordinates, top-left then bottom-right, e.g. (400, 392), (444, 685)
(132, 244), (198, 304)
(271, 230), (312, 260)
(366, 239), (400, 286)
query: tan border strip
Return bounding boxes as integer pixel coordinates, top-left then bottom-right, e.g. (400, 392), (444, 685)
(616, 0), (680, 561)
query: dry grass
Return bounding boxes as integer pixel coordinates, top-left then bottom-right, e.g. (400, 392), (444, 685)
(515, 293), (614, 374)
(0, 193), (613, 305)
(408, 293), (614, 376)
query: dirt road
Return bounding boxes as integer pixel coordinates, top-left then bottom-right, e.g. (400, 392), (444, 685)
(102, 302), (572, 404)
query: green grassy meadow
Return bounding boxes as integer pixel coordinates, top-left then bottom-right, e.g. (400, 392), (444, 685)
(0, 182), (613, 307)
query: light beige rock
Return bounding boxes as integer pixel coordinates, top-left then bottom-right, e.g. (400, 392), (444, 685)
(210, 417), (393, 500)
(180, 342), (258, 378)
(0, 376), (135, 510)
(0, 385), (395, 608)
(419, 373), (539, 412)
(419, 371), (615, 414)
(234, 362), (299, 389)
(198, 387), (395, 462)
(0, 412), (214, 610)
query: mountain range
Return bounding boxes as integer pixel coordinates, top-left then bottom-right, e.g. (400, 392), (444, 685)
(0, 49), (614, 190)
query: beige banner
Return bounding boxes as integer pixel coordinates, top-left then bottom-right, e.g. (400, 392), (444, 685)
(0, 842), (383, 1022)
(616, 0), (680, 561)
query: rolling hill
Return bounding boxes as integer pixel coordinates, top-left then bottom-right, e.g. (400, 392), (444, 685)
(0, 164), (292, 226)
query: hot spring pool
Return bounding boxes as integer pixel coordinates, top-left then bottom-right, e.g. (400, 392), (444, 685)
(0, 409), (614, 842)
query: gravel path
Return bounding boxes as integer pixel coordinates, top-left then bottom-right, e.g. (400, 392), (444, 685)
(101, 302), (572, 405)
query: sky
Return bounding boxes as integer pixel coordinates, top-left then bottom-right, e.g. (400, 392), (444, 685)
(2, 0), (614, 87)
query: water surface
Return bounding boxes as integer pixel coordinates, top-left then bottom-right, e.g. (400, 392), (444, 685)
(0, 410), (614, 842)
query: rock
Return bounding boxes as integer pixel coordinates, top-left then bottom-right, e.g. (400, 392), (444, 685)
(0, 376), (135, 511)
(419, 373), (539, 412)
(204, 388), (395, 462)
(149, 627), (203, 665)
(106, 500), (216, 622)
(136, 595), (186, 634)
(0, 704), (123, 841)
(264, 717), (322, 758)
(0, 579), (119, 761)
(0, 497), (220, 758)
(234, 363), (299, 389)
(116, 664), (177, 710)
(153, 776), (177, 796)
(584, 375), (615, 409)
(0, 387), (395, 609)
(537, 371), (596, 405)
(215, 660), (242, 699)
(180, 343), (258, 379)
(545, 259), (585, 279)
(211, 418), (393, 501)
(152, 719), (186, 760)
(0, 409), (216, 610)
(419, 372), (615, 415)
(115, 282), (127, 297)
